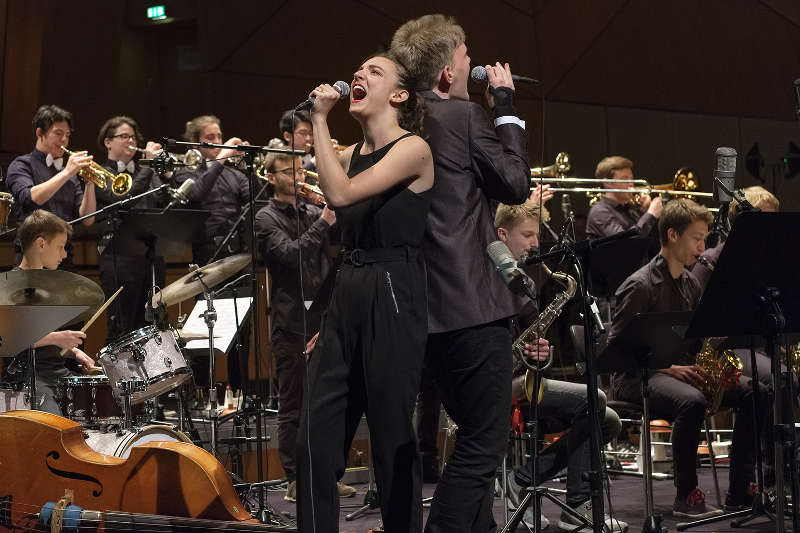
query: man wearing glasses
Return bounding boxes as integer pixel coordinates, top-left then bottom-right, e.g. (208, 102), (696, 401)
(6, 104), (97, 270)
(254, 151), (353, 504)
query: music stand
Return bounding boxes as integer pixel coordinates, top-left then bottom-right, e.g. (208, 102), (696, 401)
(600, 311), (696, 533)
(589, 236), (652, 299)
(0, 305), (88, 358)
(681, 212), (800, 533)
(0, 304), (88, 410)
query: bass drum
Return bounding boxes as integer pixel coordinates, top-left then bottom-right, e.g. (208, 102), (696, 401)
(83, 424), (191, 459)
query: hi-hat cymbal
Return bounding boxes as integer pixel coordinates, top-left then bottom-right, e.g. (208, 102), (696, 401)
(151, 253), (251, 308)
(0, 269), (104, 326)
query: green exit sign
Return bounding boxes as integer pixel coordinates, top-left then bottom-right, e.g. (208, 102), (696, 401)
(147, 5), (166, 20)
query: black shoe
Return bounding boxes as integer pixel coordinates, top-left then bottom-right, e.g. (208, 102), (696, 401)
(673, 488), (723, 519)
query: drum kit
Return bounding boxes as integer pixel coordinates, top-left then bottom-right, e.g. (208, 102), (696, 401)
(0, 252), (252, 462)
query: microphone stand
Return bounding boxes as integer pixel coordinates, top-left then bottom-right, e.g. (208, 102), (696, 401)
(520, 227), (641, 533)
(160, 138), (300, 526)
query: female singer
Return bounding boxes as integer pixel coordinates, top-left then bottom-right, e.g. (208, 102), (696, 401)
(296, 52), (433, 533)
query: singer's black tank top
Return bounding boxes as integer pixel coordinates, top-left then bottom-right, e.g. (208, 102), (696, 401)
(336, 133), (431, 250)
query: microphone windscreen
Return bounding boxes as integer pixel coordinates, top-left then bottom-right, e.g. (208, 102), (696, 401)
(470, 65), (487, 82)
(333, 80), (351, 98)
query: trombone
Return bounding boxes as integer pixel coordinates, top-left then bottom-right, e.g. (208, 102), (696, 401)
(61, 146), (131, 196)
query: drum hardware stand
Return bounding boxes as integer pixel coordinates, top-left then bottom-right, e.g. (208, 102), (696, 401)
(27, 346), (37, 410)
(162, 138), (302, 523)
(346, 435), (379, 521)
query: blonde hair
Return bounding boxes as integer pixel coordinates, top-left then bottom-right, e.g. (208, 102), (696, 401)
(495, 201), (549, 230)
(183, 115), (220, 142)
(728, 186), (779, 224)
(390, 14), (466, 89)
(261, 138), (296, 174)
(595, 156), (633, 180)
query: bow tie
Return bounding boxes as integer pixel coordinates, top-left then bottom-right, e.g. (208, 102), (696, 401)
(45, 154), (64, 171)
(116, 160), (135, 174)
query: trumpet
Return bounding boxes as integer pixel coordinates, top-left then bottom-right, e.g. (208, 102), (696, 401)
(61, 146), (131, 196)
(130, 146), (203, 172)
(296, 181), (326, 207)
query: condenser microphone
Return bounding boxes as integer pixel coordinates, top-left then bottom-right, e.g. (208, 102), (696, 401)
(160, 178), (195, 214)
(713, 147), (737, 203)
(487, 240), (536, 300)
(295, 81), (351, 110)
(470, 65), (540, 85)
(561, 193), (573, 221)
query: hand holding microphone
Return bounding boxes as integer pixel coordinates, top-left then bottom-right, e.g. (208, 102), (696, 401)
(297, 81), (350, 114)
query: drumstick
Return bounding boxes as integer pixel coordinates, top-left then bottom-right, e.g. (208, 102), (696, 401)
(59, 285), (124, 357)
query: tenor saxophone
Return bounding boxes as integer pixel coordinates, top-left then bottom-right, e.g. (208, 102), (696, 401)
(511, 262), (577, 404)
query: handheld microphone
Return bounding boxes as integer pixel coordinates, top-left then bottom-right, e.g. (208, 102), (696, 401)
(794, 79), (800, 122)
(470, 65), (540, 85)
(713, 147), (737, 203)
(295, 81), (351, 110)
(487, 240), (536, 300)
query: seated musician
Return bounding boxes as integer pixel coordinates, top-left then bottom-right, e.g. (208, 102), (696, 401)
(254, 147), (355, 503)
(497, 200), (625, 532)
(95, 115), (167, 340)
(3, 210), (94, 414)
(586, 156), (663, 239)
(6, 105), (96, 270)
(609, 199), (771, 517)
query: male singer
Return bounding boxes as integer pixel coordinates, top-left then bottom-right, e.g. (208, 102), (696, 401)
(391, 15), (535, 532)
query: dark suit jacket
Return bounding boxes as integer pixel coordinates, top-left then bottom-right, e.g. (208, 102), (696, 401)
(421, 91), (530, 333)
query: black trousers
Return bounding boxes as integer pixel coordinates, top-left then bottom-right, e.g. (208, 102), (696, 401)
(99, 253), (165, 341)
(615, 371), (771, 499)
(415, 364), (442, 475)
(297, 259), (427, 533)
(424, 320), (512, 533)
(271, 328), (306, 482)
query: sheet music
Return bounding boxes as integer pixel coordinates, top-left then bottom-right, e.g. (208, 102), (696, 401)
(182, 297), (252, 355)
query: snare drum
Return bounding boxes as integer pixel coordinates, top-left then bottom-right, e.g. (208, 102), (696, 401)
(83, 424), (191, 459)
(0, 192), (13, 230)
(98, 326), (191, 404)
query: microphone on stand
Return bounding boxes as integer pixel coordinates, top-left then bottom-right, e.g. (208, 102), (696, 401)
(713, 147), (737, 204)
(470, 65), (540, 85)
(561, 193), (573, 221)
(487, 240), (537, 300)
(295, 81), (351, 110)
(160, 178), (195, 214)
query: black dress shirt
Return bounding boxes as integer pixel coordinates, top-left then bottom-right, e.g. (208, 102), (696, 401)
(586, 196), (657, 239)
(608, 254), (702, 378)
(6, 149), (83, 223)
(421, 90), (530, 333)
(691, 243), (722, 293)
(255, 199), (331, 335)
(174, 161), (250, 239)
(97, 160), (166, 211)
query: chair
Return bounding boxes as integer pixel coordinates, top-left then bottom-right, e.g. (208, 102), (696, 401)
(568, 324), (723, 507)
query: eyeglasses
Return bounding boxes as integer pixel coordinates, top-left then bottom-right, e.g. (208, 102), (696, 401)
(111, 133), (135, 141)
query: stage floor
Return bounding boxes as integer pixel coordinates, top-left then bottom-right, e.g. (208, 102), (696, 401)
(263, 466), (781, 532)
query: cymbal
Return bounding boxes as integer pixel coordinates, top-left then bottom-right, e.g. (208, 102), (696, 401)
(0, 269), (104, 326)
(152, 253), (251, 308)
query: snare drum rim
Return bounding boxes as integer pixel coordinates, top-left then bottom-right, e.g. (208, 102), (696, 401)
(57, 375), (110, 386)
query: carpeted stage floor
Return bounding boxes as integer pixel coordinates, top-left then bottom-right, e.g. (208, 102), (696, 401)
(265, 467), (781, 532)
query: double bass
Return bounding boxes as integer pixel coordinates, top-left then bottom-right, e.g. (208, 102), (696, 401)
(0, 410), (292, 532)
